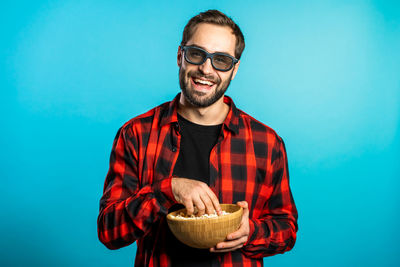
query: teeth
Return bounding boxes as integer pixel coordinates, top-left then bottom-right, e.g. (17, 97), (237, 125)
(194, 79), (214, 86)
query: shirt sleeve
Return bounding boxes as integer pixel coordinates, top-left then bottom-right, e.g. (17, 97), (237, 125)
(97, 125), (177, 250)
(241, 137), (298, 258)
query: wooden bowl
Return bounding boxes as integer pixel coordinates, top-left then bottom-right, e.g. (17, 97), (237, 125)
(166, 204), (243, 249)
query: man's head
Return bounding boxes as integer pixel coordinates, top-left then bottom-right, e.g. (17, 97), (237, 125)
(177, 10), (245, 108)
(181, 10), (245, 60)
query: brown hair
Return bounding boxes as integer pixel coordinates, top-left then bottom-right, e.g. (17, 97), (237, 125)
(181, 10), (245, 59)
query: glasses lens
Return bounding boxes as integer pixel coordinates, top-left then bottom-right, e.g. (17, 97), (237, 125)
(212, 54), (233, 70)
(186, 47), (206, 64)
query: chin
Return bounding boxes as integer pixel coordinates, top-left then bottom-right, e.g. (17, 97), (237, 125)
(183, 87), (226, 108)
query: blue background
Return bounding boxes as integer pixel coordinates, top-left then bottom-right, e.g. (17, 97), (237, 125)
(1, 0), (399, 266)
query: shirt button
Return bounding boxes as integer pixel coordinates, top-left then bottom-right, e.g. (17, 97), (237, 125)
(172, 147), (177, 152)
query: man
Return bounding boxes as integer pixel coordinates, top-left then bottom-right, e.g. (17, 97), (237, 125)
(98, 10), (298, 266)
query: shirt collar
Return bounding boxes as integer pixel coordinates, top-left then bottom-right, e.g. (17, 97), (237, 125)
(160, 93), (240, 135)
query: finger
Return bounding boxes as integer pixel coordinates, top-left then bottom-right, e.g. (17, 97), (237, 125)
(219, 236), (247, 249)
(200, 194), (215, 215)
(192, 195), (206, 216)
(205, 187), (221, 215)
(237, 201), (249, 225)
(226, 226), (246, 240)
(210, 236), (247, 252)
(210, 244), (244, 253)
(237, 201), (249, 215)
(182, 197), (195, 216)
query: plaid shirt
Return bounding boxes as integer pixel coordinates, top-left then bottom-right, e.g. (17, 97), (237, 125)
(98, 93), (298, 266)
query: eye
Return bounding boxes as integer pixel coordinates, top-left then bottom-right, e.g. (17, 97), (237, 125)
(188, 48), (204, 59)
(191, 51), (202, 57)
(214, 55), (232, 65)
(215, 57), (226, 63)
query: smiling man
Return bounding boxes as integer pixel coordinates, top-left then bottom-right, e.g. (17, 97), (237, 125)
(98, 10), (298, 267)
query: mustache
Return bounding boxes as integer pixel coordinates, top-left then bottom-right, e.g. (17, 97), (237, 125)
(188, 71), (220, 83)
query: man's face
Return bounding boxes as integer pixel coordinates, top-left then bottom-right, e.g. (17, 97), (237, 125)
(178, 23), (240, 108)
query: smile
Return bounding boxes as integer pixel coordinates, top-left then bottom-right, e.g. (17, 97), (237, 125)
(193, 78), (215, 86)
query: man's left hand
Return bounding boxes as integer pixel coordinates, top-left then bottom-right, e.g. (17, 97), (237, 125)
(210, 201), (250, 253)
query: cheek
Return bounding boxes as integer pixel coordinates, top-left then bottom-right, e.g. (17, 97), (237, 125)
(182, 63), (194, 75)
(218, 74), (230, 83)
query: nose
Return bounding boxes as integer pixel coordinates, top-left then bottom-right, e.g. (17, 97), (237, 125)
(198, 57), (214, 74)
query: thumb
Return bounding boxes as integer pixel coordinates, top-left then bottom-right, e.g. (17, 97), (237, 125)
(237, 201), (249, 217)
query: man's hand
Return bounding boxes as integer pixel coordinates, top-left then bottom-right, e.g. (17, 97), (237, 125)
(171, 177), (222, 216)
(210, 201), (250, 253)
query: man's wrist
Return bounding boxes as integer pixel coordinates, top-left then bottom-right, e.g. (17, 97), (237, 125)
(153, 176), (179, 210)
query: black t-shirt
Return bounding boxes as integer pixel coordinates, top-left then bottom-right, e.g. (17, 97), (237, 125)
(173, 113), (222, 184)
(167, 113), (222, 266)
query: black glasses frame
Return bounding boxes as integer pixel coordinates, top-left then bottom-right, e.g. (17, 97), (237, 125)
(180, 45), (239, 72)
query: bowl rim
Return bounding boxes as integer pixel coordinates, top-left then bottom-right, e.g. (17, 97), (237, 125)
(166, 203), (243, 222)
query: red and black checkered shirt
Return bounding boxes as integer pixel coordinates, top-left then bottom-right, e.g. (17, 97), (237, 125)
(98, 93), (298, 266)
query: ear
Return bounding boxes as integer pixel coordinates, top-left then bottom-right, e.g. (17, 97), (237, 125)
(231, 60), (240, 80)
(177, 46), (183, 67)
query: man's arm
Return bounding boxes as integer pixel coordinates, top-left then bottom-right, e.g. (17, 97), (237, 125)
(210, 137), (298, 256)
(97, 126), (177, 250)
(241, 137), (298, 257)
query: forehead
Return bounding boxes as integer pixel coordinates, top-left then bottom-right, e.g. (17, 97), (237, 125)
(186, 23), (236, 56)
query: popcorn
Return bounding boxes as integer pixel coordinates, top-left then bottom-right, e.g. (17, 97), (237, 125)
(170, 210), (230, 220)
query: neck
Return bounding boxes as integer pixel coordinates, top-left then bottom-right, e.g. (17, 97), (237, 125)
(177, 94), (229, 125)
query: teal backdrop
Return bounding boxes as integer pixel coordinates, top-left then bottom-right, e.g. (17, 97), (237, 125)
(1, 0), (399, 266)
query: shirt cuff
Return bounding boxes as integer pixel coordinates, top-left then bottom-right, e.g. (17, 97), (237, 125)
(244, 218), (257, 245)
(153, 176), (178, 211)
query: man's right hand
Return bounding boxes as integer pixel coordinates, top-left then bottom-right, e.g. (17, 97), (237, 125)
(171, 177), (222, 216)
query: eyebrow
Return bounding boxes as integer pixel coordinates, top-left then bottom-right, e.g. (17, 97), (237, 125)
(187, 44), (234, 57)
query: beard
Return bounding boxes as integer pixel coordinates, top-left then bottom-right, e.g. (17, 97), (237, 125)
(179, 67), (233, 108)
